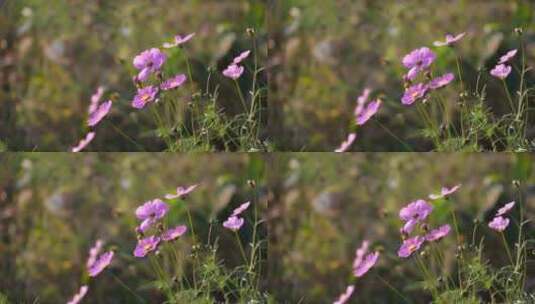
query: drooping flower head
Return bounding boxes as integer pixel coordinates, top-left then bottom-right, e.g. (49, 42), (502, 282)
(232, 201), (251, 216)
(354, 251), (380, 277)
(354, 88), (371, 118)
(88, 100), (112, 127)
(428, 73), (455, 90)
(398, 235), (425, 258)
(401, 83), (428, 105)
(496, 201), (515, 216)
(352, 240), (370, 270)
(356, 99), (382, 126)
(88, 251), (114, 277)
(132, 86), (159, 109)
(133, 48), (167, 81)
(333, 285), (355, 304)
(88, 86), (105, 115)
(490, 64), (512, 79)
(425, 224), (451, 242)
(163, 33), (196, 48)
(335, 133), (357, 152)
(72, 132), (95, 152)
(67, 285), (88, 304)
(488, 216), (510, 232)
(133, 235), (161, 257)
(135, 199), (169, 221)
(165, 184), (199, 200)
(162, 225), (187, 241)
(433, 32), (466, 47)
(223, 64), (245, 80)
(86, 239), (104, 269)
(233, 50), (251, 64)
(160, 74), (187, 91)
(429, 184), (461, 200)
(498, 49), (518, 64)
(223, 215), (245, 231)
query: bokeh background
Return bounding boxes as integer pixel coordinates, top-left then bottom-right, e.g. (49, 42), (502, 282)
(266, 153), (535, 303)
(268, 0), (535, 151)
(1, 0), (267, 151)
(0, 153), (268, 303)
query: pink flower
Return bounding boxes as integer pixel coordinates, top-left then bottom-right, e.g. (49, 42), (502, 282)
(335, 133), (357, 152)
(86, 239), (103, 269)
(401, 83), (428, 105)
(165, 184), (199, 200)
(488, 216), (510, 232)
(67, 285), (88, 304)
(137, 217), (157, 233)
(88, 251), (114, 277)
(72, 132), (95, 152)
(496, 201), (515, 216)
(425, 224), (451, 242)
(223, 216), (244, 231)
(88, 86), (105, 115)
(356, 99), (381, 126)
(490, 64), (512, 79)
(399, 200), (433, 223)
(429, 184), (461, 200)
(135, 199), (169, 221)
(397, 236), (425, 258)
(428, 73), (455, 90)
(433, 32), (466, 47)
(232, 201), (251, 216)
(133, 48), (167, 81)
(163, 33), (196, 48)
(354, 88), (371, 118)
(162, 225), (187, 241)
(87, 100), (112, 127)
(498, 49), (518, 64)
(160, 74), (187, 91)
(354, 251), (379, 277)
(233, 50), (251, 64)
(352, 240), (369, 270)
(133, 236), (161, 257)
(132, 86), (159, 109)
(223, 64), (245, 80)
(333, 285), (355, 304)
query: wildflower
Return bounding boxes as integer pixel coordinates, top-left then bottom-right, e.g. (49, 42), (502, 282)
(429, 184), (461, 200)
(399, 200), (433, 223)
(162, 225), (187, 241)
(354, 88), (371, 118)
(223, 216), (245, 231)
(88, 251), (114, 277)
(428, 73), (455, 90)
(488, 216), (510, 232)
(87, 100), (112, 127)
(333, 285), (355, 304)
(232, 201), (251, 216)
(88, 86), (105, 115)
(137, 217), (157, 233)
(352, 240), (369, 269)
(133, 48), (167, 81)
(335, 133), (357, 152)
(163, 33), (196, 48)
(433, 32), (466, 47)
(425, 224), (451, 242)
(398, 236), (425, 258)
(496, 201), (515, 216)
(67, 285), (88, 304)
(86, 239), (103, 269)
(223, 63), (245, 80)
(135, 199), (169, 221)
(72, 132), (95, 152)
(402, 47), (436, 79)
(134, 235), (161, 257)
(401, 83), (428, 105)
(233, 50), (251, 64)
(160, 74), (187, 91)
(165, 184), (199, 200)
(490, 64), (512, 79)
(354, 251), (380, 277)
(356, 99), (382, 126)
(132, 86), (159, 109)
(498, 49), (518, 64)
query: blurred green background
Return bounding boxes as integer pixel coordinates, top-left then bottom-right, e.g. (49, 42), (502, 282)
(268, 0), (535, 151)
(0, 153), (268, 303)
(266, 153), (535, 303)
(1, 0), (267, 151)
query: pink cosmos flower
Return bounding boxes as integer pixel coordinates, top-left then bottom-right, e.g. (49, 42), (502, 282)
(356, 99), (381, 126)
(160, 74), (187, 91)
(72, 132), (95, 152)
(352, 240), (369, 270)
(132, 86), (159, 109)
(335, 133), (357, 152)
(86, 239), (103, 269)
(88, 251), (114, 277)
(165, 184), (199, 200)
(67, 285), (88, 304)
(429, 184), (461, 200)
(223, 216), (244, 231)
(399, 200), (433, 234)
(354, 88), (371, 118)
(354, 251), (379, 277)
(401, 83), (428, 105)
(135, 199), (169, 221)
(425, 224), (451, 242)
(88, 86), (105, 115)
(232, 201), (251, 216)
(496, 201), (515, 216)
(333, 285), (355, 304)
(87, 100), (112, 127)
(488, 216), (510, 232)
(498, 49), (518, 64)
(133, 48), (166, 81)
(162, 225), (187, 241)
(428, 73), (455, 90)
(402, 47), (436, 80)
(137, 217), (157, 233)
(433, 32), (466, 47)
(233, 50), (251, 64)
(163, 33), (196, 48)
(398, 236), (425, 258)
(490, 64), (512, 79)
(223, 64), (245, 80)
(133, 236), (161, 257)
